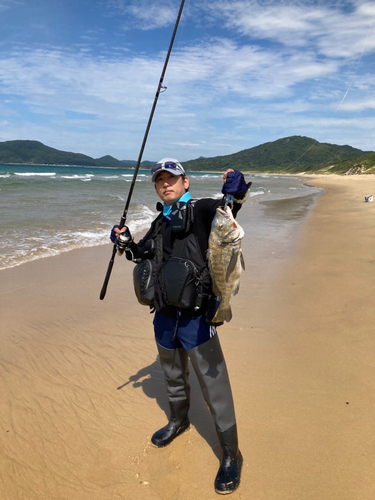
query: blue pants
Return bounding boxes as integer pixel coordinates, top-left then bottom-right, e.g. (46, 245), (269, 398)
(153, 311), (217, 350)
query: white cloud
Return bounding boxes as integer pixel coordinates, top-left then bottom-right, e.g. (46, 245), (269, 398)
(0, 0), (375, 158)
(338, 97), (375, 111)
(204, 0), (375, 58)
(0, 0), (23, 12)
(104, 0), (178, 30)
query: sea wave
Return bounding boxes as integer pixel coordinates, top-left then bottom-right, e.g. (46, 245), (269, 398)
(189, 174), (223, 179)
(121, 173), (149, 178)
(14, 172), (56, 177)
(0, 203), (158, 270)
(61, 174), (94, 179)
(0, 229), (109, 270)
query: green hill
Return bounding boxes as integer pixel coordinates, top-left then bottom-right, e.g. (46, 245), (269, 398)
(183, 136), (371, 174)
(0, 140), (98, 166)
(94, 155), (125, 167)
(0, 140), (151, 168)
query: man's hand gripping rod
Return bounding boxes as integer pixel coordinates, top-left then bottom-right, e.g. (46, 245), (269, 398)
(100, 0), (186, 300)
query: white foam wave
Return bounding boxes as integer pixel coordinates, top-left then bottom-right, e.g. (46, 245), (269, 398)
(189, 174), (222, 180)
(14, 172), (56, 177)
(61, 174), (94, 179)
(121, 174), (149, 180)
(0, 204), (159, 270)
(250, 191), (265, 197)
(0, 173), (10, 178)
(126, 209), (156, 234)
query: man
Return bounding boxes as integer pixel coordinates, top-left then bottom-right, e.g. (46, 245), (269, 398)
(112, 158), (250, 495)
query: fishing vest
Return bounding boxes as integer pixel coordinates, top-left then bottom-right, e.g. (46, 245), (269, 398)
(133, 200), (212, 312)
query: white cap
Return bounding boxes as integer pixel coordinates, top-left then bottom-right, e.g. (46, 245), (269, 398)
(151, 158), (186, 182)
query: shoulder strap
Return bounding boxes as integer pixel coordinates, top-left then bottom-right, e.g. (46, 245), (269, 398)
(152, 213), (164, 237)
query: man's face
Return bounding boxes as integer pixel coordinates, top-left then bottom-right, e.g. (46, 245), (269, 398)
(154, 171), (190, 205)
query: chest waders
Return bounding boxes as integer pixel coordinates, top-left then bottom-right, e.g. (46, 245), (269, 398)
(153, 334), (242, 494)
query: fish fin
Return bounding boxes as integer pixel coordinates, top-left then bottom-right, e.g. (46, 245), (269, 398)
(212, 305), (232, 324)
(225, 248), (238, 282)
(240, 251), (245, 270)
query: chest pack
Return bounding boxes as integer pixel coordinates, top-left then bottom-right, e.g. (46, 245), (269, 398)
(133, 200), (212, 312)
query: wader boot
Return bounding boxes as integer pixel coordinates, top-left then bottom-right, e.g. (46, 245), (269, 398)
(188, 335), (243, 495)
(152, 344), (191, 447)
(215, 424), (243, 495)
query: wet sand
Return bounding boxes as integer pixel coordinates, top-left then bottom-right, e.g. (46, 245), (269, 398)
(1, 175), (375, 499)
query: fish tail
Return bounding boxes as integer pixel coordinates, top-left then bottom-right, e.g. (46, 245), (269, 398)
(212, 305), (232, 324)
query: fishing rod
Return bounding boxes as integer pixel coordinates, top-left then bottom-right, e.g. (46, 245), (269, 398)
(100, 0), (186, 300)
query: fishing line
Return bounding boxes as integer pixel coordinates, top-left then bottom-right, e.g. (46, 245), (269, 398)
(174, 0), (189, 50)
(287, 13), (374, 170)
(335, 14), (374, 112)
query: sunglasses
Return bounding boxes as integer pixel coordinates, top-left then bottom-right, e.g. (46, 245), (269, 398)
(151, 162), (185, 174)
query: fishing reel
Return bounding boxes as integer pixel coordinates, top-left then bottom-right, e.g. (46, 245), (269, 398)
(116, 229), (133, 256)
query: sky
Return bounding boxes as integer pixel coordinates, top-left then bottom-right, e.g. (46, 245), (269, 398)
(0, 0), (375, 162)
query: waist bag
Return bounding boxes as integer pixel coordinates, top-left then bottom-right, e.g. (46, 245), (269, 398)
(162, 257), (200, 309)
(133, 259), (156, 306)
(155, 234), (212, 311)
(133, 234), (163, 307)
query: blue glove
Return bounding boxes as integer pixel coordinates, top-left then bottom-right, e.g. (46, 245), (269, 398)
(110, 225), (119, 243)
(222, 170), (248, 197)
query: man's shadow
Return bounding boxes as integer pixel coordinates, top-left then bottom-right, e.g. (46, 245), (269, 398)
(117, 355), (220, 457)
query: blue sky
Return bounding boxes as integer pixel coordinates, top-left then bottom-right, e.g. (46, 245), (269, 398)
(0, 0), (374, 161)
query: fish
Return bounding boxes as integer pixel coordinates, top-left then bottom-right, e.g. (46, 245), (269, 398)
(207, 205), (245, 324)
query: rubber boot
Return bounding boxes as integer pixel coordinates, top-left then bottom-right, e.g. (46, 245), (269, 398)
(152, 344), (191, 447)
(188, 335), (242, 494)
(215, 424), (243, 495)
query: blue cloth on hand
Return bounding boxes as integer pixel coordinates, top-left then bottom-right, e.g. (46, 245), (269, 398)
(110, 225), (119, 243)
(221, 170), (248, 197)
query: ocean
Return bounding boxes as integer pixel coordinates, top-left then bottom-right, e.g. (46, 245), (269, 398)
(0, 164), (322, 271)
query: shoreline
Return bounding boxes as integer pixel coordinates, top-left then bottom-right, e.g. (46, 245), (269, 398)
(1, 176), (375, 499)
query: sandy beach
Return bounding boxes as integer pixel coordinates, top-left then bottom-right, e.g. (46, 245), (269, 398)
(1, 175), (375, 500)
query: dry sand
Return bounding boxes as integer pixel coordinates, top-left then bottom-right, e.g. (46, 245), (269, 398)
(1, 175), (375, 500)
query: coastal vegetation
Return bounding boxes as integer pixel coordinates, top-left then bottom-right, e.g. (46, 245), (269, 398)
(0, 140), (153, 169)
(182, 136), (374, 175)
(0, 137), (374, 174)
